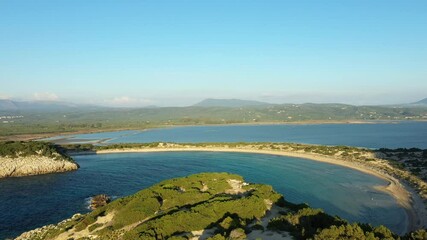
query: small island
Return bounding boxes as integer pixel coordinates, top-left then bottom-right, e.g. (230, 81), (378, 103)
(15, 173), (426, 240)
(0, 141), (79, 178)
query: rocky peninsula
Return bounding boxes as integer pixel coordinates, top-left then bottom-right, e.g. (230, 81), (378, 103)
(0, 141), (79, 178)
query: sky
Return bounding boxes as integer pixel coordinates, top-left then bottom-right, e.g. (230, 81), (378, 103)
(0, 0), (426, 107)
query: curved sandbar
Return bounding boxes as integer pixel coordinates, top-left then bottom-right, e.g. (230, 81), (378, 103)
(89, 146), (426, 233)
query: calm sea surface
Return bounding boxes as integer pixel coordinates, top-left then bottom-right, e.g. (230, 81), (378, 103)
(0, 152), (406, 239)
(47, 122), (427, 149)
(2, 122), (426, 239)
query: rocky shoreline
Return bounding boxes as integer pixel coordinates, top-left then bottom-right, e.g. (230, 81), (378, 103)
(0, 155), (79, 178)
(14, 214), (83, 240)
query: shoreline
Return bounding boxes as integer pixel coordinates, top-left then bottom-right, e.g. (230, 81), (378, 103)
(89, 147), (426, 234)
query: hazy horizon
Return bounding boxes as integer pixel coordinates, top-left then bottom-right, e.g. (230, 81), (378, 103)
(1, 95), (426, 108)
(1, 0), (426, 107)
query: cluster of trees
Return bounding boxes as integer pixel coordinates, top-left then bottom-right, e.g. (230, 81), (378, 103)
(60, 143), (96, 152)
(268, 201), (426, 240)
(374, 148), (427, 184)
(0, 141), (66, 159)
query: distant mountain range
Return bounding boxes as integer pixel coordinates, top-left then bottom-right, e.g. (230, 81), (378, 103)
(193, 98), (272, 107)
(0, 99), (100, 112)
(193, 98), (427, 108)
(1, 97), (427, 137)
(413, 98), (427, 105)
(1, 97), (427, 113)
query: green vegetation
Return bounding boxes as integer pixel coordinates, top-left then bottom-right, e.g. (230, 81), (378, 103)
(32, 173), (282, 239)
(268, 203), (427, 240)
(266, 202), (412, 239)
(1, 104), (427, 137)
(268, 207), (346, 238)
(0, 141), (71, 161)
(20, 173), (426, 240)
(377, 148), (427, 177)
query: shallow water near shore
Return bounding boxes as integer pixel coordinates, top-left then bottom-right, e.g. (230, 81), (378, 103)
(0, 151), (407, 239)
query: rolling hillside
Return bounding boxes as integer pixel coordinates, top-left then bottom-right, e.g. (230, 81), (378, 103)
(1, 100), (427, 137)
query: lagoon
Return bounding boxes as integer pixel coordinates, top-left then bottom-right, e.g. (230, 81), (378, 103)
(47, 122), (427, 149)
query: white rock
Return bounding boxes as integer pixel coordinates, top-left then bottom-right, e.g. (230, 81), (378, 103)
(0, 155), (79, 178)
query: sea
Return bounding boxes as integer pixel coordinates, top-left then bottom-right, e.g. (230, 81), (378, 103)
(1, 122), (426, 239)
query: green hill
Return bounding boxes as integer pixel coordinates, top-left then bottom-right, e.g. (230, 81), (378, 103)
(15, 173), (426, 240)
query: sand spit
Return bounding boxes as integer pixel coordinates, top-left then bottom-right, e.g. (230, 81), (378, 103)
(92, 146), (427, 233)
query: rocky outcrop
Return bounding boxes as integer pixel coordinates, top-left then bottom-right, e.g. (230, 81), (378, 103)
(0, 155), (79, 178)
(90, 194), (111, 210)
(15, 214), (83, 240)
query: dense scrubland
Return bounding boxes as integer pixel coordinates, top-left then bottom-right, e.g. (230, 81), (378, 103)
(0, 141), (70, 160)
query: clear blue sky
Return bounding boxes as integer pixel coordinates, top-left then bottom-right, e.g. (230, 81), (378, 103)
(1, 0), (426, 106)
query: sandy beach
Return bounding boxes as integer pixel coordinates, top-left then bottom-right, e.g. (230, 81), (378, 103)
(93, 146), (427, 233)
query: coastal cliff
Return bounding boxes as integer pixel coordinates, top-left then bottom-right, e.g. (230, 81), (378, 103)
(0, 155), (78, 178)
(0, 141), (79, 178)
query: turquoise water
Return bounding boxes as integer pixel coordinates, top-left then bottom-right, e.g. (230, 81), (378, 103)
(0, 152), (406, 239)
(46, 122), (427, 149)
(4, 122), (424, 239)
